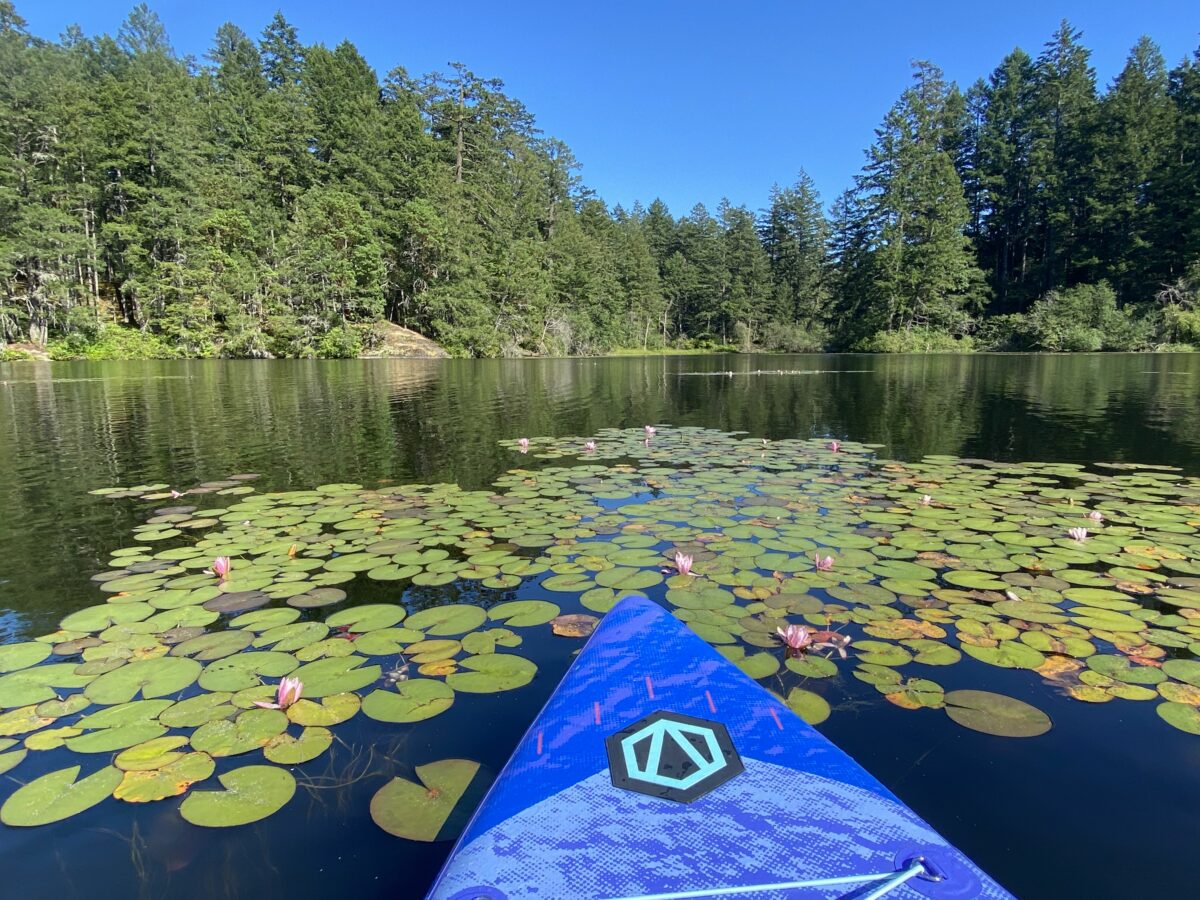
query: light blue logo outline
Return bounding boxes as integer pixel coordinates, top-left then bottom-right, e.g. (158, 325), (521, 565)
(620, 719), (726, 789)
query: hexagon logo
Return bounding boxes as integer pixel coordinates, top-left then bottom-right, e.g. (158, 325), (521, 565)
(605, 710), (743, 803)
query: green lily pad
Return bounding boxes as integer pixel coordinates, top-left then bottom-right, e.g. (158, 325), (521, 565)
(784, 655), (839, 678)
(943, 690), (1052, 737)
(264, 727), (333, 764)
(198, 652), (299, 692)
(369, 759), (482, 841)
(1156, 701), (1200, 735)
(252, 622), (329, 653)
(406, 605), (487, 636)
(960, 641), (1045, 670)
(180, 765), (296, 827)
(290, 656), (381, 696)
(286, 692), (361, 726)
(594, 568), (664, 591)
(0, 764), (123, 826)
(487, 601), (560, 627)
(115, 736), (190, 771)
(362, 680), (455, 723)
(160, 692), (236, 728)
(325, 604), (407, 632)
(1162, 659), (1200, 687)
(168, 631), (252, 660)
(0, 642), (51, 673)
(1086, 655), (1166, 684)
(83, 657), (201, 704)
(446, 655), (537, 693)
(191, 708), (289, 757)
(461, 629), (522, 655)
(0, 747), (27, 773)
(735, 652), (780, 680)
(0, 663), (95, 708)
(24, 726), (82, 750)
(781, 688), (830, 725)
(229, 608), (302, 631)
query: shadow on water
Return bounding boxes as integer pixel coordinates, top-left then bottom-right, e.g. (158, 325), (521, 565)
(2, 352), (1200, 898)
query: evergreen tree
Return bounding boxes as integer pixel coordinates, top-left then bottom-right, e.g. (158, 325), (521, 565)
(854, 62), (985, 338)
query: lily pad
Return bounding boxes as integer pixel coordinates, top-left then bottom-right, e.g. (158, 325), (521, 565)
(487, 600), (561, 628)
(1, 764), (123, 825)
(180, 765), (296, 827)
(113, 752), (215, 802)
(0, 642), (51, 673)
(198, 652), (299, 692)
(1156, 701), (1200, 735)
(286, 692), (361, 726)
(362, 680), (455, 723)
(406, 605), (487, 636)
(83, 657), (201, 704)
(461, 629), (522, 654)
(263, 727), (333, 764)
(191, 708), (289, 757)
(446, 655), (537, 693)
(325, 604), (407, 632)
(781, 688), (830, 725)
(114, 736), (190, 771)
(943, 690), (1051, 737)
(290, 656), (381, 696)
(369, 759), (482, 841)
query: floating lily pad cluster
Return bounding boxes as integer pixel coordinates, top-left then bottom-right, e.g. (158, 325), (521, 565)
(5, 428), (1200, 834)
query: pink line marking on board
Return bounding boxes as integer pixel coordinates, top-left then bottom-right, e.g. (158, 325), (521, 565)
(593, 701), (601, 725)
(645, 676), (655, 700)
(705, 690), (716, 713)
(769, 707), (784, 730)
(536, 730), (543, 754)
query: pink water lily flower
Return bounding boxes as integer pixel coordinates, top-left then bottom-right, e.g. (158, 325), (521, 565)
(644, 425), (656, 437)
(827, 440), (841, 452)
(921, 494), (933, 506)
(255, 676), (302, 710)
(813, 553), (834, 572)
(211, 556), (231, 580)
(1068, 527), (1089, 542)
(517, 438), (530, 453)
(584, 441), (597, 452)
(674, 552), (693, 576)
(776, 624), (812, 655)
(170, 490), (182, 500)
(1088, 510), (1104, 522)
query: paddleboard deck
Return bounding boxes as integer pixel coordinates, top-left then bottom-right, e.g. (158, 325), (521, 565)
(428, 596), (1011, 899)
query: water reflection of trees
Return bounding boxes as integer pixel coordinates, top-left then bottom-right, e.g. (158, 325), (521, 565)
(2, 354), (1200, 634)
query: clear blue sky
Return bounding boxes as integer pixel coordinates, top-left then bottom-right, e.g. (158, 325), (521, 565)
(22, 1), (1200, 216)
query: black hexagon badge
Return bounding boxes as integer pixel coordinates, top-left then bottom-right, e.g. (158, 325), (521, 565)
(605, 710), (744, 803)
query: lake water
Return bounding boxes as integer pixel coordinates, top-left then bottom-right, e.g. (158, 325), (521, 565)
(2, 353), (1199, 899)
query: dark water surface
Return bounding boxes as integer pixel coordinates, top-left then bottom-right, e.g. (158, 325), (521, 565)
(2, 353), (1199, 899)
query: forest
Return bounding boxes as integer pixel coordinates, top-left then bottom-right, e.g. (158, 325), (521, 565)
(1, 2), (1198, 359)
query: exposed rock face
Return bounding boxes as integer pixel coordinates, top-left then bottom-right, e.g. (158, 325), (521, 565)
(361, 323), (450, 359)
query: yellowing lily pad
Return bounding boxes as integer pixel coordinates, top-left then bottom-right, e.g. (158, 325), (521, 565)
(113, 752), (215, 802)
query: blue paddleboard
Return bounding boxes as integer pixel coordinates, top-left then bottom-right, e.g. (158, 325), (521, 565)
(428, 596), (1011, 899)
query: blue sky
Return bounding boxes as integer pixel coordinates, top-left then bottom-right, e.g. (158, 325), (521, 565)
(22, 1), (1200, 216)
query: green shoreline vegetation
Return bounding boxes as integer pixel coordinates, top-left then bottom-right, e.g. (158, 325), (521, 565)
(0, 3), (1198, 360)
